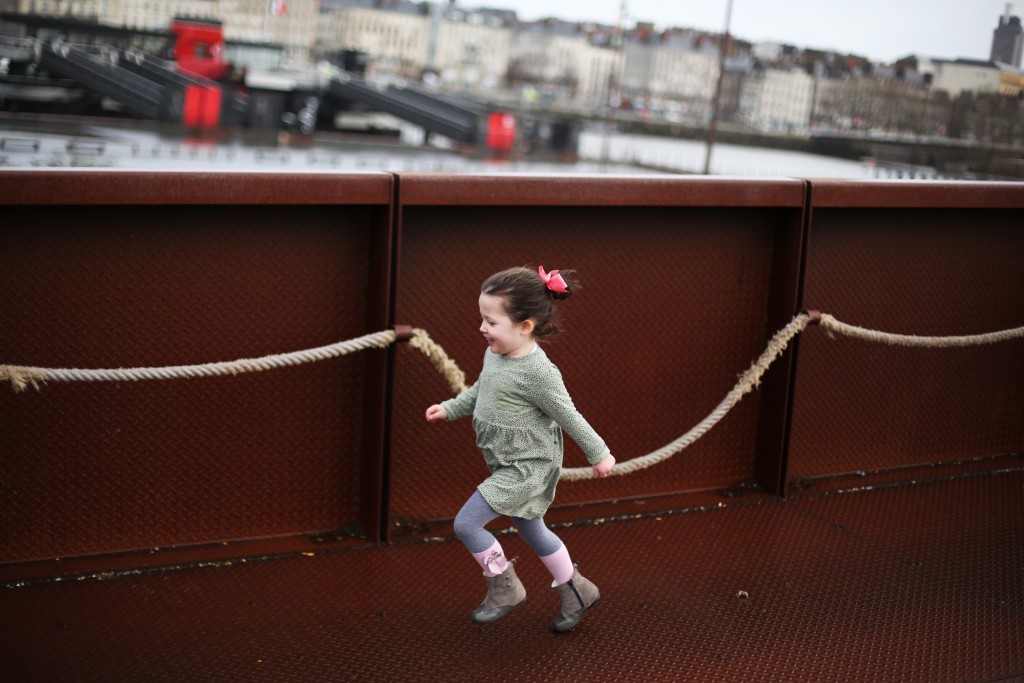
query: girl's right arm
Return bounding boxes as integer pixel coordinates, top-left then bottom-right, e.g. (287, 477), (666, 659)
(430, 380), (479, 422)
(425, 404), (448, 422)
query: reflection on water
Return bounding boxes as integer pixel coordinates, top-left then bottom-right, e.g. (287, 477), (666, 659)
(583, 130), (872, 178)
(0, 114), (874, 178)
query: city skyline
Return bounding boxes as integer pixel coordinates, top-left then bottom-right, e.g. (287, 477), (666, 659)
(488, 0), (1019, 64)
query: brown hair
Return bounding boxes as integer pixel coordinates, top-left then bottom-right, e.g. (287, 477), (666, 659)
(481, 266), (576, 340)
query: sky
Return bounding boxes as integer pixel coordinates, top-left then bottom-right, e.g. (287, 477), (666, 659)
(483, 0), (1019, 63)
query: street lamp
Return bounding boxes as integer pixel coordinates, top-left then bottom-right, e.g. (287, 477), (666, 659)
(703, 0), (734, 175)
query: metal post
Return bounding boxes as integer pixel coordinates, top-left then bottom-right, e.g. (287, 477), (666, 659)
(703, 0), (734, 175)
(601, 0), (628, 167)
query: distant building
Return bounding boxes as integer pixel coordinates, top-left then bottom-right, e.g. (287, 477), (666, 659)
(739, 64), (813, 132)
(621, 32), (718, 120)
(510, 20), (616, 105)
(14, 0), (316, 62)
(317, 2), (512, 87)
(433, 7), (511, 89)
(318, 1), (428, 78)
(990, 4), (1023, 67)
(892, 54), (937, 88)
(932, 58), (1016, 97)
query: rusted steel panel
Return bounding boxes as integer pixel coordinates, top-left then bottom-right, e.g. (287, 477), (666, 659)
(3, 473), (1020, 681)
(398, 173), (805, 207)
(789, 188), (1024, 487)
(2, 169), (393, 205)
(388, 175), (805, 538)
(755, 182), (811, 495)
(796, 470), (1024, 613)
(1, 173), (394, 562)
(809, 180), (1024, 208)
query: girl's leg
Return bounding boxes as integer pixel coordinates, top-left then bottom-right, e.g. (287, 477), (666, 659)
(454, 490), (507, 576)
(513, 516), (575, 586)
(455, 491), (527, 624)
(515, 515), (601, 633)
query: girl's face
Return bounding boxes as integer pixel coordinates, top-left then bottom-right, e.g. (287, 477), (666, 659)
(479, 293), (534, 357)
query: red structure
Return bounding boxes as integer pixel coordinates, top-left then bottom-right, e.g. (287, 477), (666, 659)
(485, 112), (517, 153)
(169, 17), (230, 81)
(168, 17), (228, 129)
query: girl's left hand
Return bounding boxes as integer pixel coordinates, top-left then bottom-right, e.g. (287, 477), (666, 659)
(592, 454), (616, 478)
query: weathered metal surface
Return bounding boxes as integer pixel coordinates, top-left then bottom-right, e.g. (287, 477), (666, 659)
(388, 175), (807, 538)
(2, 471), (1020, 681)
(789, 181), (1024, 489)
(808, 179), (1024, 209)
(398, 173), (806, 206)
(2, 169), (393, 204)
(3, 171), (1022, 573)
(1, 173), (394, 562)
(754, 180), (810, 495)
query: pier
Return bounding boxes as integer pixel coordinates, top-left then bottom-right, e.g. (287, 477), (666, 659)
(2, 172), (1022, 681)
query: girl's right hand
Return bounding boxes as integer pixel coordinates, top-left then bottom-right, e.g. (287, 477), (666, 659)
(425, 404), (448, 423)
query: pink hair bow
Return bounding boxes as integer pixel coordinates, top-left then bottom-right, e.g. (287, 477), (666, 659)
(538, 265), (568, 293)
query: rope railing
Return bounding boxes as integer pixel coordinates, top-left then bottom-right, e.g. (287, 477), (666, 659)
(0, 329), (400, 393)
(816, 313), (1024, 348)
(565, 313), (1024, 480)
(3, 314), (1023, 481)
(560, 313), (813, 481)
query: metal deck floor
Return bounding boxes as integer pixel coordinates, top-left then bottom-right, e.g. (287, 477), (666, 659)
(3, 469), (1022, 682)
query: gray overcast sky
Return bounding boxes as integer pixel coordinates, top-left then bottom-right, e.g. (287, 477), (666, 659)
(482, 0), (1018, 63)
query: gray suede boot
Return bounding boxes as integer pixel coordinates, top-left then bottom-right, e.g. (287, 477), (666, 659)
(471, 559), (527, 624)
(552, 566), (600, 632)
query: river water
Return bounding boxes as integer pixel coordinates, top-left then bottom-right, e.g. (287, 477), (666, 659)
(0, 114), (874, 178)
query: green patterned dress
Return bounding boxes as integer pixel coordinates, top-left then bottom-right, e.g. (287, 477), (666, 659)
(441, 346), (610, 519)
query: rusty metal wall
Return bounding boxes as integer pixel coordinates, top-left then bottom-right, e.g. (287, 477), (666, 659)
(787, 181), (1024, 488)
(1, 171), (394, 563)
(388, 175), (806, 538)
(4, 172), (1022, 567)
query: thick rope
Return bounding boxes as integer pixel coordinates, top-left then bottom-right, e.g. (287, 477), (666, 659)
(0, 330), (398, 393)
(4, 315), (1023, 483)
(407, 329), (468, 395)
(818, 314), (1024, 348)
(560, 313), (1024, 481)
(559, 313), (814, 481)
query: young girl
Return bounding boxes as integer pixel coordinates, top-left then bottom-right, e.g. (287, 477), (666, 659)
(425, 265), (616, 632)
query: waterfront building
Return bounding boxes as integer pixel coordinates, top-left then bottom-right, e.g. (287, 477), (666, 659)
(932, 58), (1017, 97)
(317, 1), (428, 77)
(892, 54), (938, 88)
(433, 7), (510, 90)
(317, 1), (510, 88)
(509, 19), (616, 105)
(739, 64), (813, 133)
(16, 0), (218, 29)
(621, 30), (718, 121)
(14, 0), (316, 62)
(990, 4), (1023, 67)
(812, 75), (943, 136)
(4, 0), (1020, 148)
(996, 62), (1024, 96)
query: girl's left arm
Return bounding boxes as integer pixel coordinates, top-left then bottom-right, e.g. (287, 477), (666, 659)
(531, 366), (611, 466)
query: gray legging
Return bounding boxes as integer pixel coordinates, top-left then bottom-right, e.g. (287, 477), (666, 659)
(454, 490), (563, 556)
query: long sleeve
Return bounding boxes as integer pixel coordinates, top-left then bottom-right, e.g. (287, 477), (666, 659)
(466, 347), (609, 519)
(440, 380), (479, 421)
(527, 363), (610, 465)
